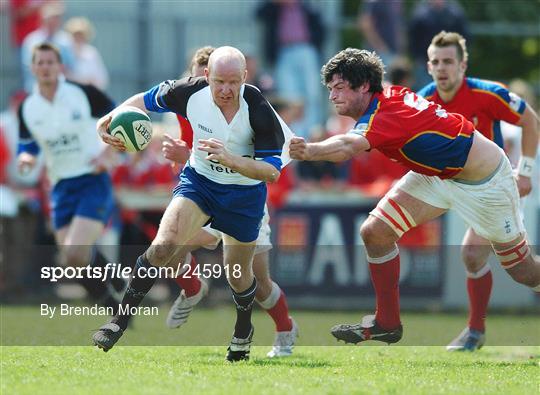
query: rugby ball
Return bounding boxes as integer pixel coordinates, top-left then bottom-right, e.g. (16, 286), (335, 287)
(109, 106), (153, 152)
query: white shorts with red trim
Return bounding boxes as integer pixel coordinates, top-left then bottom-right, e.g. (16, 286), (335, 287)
(387, 154), (524, 243)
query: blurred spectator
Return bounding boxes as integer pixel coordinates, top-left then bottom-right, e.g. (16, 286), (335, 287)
(408, 0), (469, 89)
(295, 127), (351, 191)
(20, 1), (74, 92)
(357, 0), (404, 66)
(112, 136), (176, 246)
(256, 0), (325, 139)
(112, 138), (176, 189)
(0, 90), (44, 186)
(244, 47), (274, 95)
(348, 150), (408, 198)
(9, 0), (49, 51)
(0, 91), (50, 299)
(64, 17), (109, 90)
(386, 56), (414, 88)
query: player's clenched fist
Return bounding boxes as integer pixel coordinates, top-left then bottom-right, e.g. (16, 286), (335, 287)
(289, 136), (310, 160)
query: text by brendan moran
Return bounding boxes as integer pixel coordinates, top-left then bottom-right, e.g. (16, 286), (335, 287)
(40, 304), (159, 319)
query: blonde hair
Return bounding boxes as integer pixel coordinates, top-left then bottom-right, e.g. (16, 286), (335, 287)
(64, 17), (95, 42)
(429, 31), (469, 62)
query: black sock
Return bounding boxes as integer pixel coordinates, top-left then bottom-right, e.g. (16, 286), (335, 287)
(77, 275), (118, 313)
(231, 278), (257, 339)
(91, 249), (126, 293)
(111, 255), (157, 330)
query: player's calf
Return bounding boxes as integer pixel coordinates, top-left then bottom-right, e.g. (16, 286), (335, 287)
(493, 235), (540, 289)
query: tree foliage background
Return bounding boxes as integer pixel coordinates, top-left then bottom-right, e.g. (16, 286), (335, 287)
(343, 0), (540, 88)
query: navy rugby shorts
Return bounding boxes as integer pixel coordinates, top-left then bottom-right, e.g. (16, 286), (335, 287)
(51, 173), (114, 230)
(173, 166), (266, 243)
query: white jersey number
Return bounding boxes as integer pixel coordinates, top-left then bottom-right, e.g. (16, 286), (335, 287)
(404, 92), (448, 118)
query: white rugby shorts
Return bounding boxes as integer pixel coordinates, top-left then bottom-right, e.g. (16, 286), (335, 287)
(391, 154), (524, 243)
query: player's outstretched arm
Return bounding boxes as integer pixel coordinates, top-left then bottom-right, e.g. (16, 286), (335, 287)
(290, 134), (370, 162)
(96, 93), (148, 151)
(198, 138), (280, 183)
(516, 104), (540, 196)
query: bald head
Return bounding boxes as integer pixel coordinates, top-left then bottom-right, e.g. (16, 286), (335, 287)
(208, 46), (246, 74)
(205, 46), (247, 110)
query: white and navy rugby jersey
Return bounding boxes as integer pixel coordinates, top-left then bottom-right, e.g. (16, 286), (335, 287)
(144, 77), (293, 185)
(18, 80), (115, 185)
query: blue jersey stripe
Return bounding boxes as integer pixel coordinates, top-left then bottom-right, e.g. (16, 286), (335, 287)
(143, 84), (169, 113)
(401, 132), (472, 171)
(261, 156), (282, 171)
(17, 140), (40, 155)
(255, 149), (283, 153)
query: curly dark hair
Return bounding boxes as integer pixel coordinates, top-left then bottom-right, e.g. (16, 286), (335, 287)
(321, 48), (384, 92)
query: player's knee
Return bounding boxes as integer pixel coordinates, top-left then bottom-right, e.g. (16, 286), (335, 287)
(62, 246), (89, 267)
(461, 245), (487, 272)
(227, 274), (251, 291)
(254, 278), (272, 300)
(147, 243), (176, 267)
(360, 218), (395, 247)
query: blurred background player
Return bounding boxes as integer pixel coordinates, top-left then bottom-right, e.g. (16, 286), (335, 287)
(162, 46), (298, 358)
(290, 48), (540, 345)
(418, 31), (540, 351)
(93, 46), (293, 362)
(17, 43), (122, 311)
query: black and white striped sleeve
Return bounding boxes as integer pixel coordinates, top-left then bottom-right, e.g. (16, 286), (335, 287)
(143, 77), (207, 116)
(71, 81), (116, 118)
(244, 85), (287, 171)
(17, 100), (40, 155)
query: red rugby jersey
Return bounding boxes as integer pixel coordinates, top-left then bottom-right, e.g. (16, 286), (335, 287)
(176, 114), (194, 149)
(354, 85), (475, 179)
(418, 77), (526, 148)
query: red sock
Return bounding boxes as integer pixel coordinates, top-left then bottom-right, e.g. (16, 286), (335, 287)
(174, 255), (201, 297)
(266, 291), (293, 332)
(467, 269), (492, 332)
(368, 253), (401, 330)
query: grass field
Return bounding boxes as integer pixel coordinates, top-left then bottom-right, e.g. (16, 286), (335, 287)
(1, 306), (539, 394)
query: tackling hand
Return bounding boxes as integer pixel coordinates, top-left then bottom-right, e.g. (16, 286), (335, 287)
(516, 175), (532, 197)
(289, 136), (310, 160)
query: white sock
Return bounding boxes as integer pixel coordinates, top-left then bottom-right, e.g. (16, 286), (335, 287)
(366, 245), (399, 264)
(256, 281), (281, 309)
(466, 263), (491, 279)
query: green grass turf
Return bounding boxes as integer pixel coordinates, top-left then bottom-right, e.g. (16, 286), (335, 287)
(2, 346), (538, 395)
(1, 307), (539, 394)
